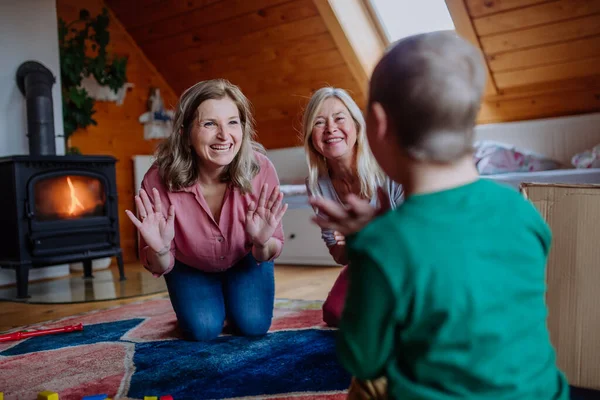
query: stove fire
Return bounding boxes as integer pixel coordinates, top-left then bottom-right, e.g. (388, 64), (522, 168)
(67, 177), (85, 215)
(34, 175), (106, 221)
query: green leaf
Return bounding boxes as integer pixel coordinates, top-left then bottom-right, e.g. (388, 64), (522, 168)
(58, 6), (128, 150)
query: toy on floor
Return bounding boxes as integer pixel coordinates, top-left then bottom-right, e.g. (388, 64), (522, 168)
(0, 323), (83, 342)
(37, 391), (59, 400)
(144, 396), (173, 400)
(82, 395), (111, 400)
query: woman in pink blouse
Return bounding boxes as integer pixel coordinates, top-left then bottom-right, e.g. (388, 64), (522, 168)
(125, 79), (287, 341)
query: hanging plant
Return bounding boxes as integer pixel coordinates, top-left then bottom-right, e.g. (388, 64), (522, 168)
(58, 8), (128, 154)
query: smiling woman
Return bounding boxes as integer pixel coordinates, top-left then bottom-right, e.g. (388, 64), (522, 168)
(124, 79), (288, 342)
(301, 87), (404, 327)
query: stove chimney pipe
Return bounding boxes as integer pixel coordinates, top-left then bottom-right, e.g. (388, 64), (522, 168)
(16, 61), (57, 156)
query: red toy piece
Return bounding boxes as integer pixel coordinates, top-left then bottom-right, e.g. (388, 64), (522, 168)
(0, 323), (83, 342)
(160, 396), (173, 400)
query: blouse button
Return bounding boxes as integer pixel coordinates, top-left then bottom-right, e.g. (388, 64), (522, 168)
(219, 256), (225, 260)
(217, 237), (224, 242)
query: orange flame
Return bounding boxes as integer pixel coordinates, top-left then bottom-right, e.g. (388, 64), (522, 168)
(34, 175), (105, 220)
(67, 177), (85, 215)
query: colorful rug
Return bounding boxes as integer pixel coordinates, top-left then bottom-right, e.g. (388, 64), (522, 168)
(1, 297), (598, 400)
(1, 297), (350, 400)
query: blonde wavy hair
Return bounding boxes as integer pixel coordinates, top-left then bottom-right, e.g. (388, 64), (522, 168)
(302, 87), (385, 199)
(155, 79), (265, 193)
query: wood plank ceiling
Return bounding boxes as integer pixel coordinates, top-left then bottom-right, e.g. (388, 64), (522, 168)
(458, 0), (600, 122)
(105, 0), (364, 149)
(106, 0), (600, 137)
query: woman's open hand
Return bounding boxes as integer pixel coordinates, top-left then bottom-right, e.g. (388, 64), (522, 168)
(125, 188), (175, 253)
(245, 183), (288, 247)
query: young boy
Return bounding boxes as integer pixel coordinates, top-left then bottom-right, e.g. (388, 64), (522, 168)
(310, 31), (569, 399)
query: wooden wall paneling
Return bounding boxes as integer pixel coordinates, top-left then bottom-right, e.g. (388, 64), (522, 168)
(227, 65), (361, 103)
(105, 0), (223, 31)
(167, 41), (344, 93)
(488, 35), (600, 72)
(57, 0), (179, 263)
(129, 0), (293, 44)
(450, 1), (600, 123)
(105, 0), (366, 149)
(137, 0), (318, 58)
(255, 117), (304, 149)
(171, 50), (353, 101)
(478, 89), (600, 123)
(146, 14), (328, 68)
(473, 0), (600, 36)
(445, 0), (498, 95)
(167, 33), (338, 80)
(487, 76), (600, 98)
(494, 56), (600, 89)
(465, 0), (552, 18)
(480, 14), (600, 54)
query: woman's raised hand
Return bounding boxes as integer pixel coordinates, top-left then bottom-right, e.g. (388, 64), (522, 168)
(245, 183), (288, 247)
(125, 188), (175, 253)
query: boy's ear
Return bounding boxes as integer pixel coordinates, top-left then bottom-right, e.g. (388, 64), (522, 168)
(370, 102), (388, 141)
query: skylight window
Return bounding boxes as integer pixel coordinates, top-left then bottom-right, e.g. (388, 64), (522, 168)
(368, 0), (455, 43)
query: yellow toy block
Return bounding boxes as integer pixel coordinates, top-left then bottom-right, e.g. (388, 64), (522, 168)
(0, 391), (4, 400)
(38, 391), (59, 400)
(144, 397), (158, 400)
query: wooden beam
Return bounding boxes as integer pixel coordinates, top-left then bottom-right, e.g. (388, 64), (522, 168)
(312, 0), (387, 102)
(445, 0), (499, 96)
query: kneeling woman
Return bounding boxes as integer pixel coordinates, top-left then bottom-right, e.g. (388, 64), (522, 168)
(126, 79), (287, 341)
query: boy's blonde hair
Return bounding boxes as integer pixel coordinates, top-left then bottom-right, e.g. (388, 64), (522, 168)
(302, 87), (385, 198)
(155, 79), (265, 193)
(369, 31), (486, 163)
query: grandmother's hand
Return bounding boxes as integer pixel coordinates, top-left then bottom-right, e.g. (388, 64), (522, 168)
(309, 187), (391, 237)
(245, 183), (288, 247)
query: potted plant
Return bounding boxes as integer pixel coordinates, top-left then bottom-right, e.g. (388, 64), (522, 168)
(58, 8), (128, 272)
(58, 7), (128, 154)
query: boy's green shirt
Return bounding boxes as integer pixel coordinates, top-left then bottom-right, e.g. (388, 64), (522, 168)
(340, 179), (569, 399)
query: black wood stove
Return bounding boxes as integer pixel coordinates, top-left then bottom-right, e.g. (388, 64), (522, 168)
(0, 61), (125, 299)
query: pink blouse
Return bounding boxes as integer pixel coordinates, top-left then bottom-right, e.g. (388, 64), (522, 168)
(138, 151), (284, 276)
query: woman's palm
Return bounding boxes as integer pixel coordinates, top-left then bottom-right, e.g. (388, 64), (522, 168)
(246, 183), (288, 246)
(126, 188), (175, 252)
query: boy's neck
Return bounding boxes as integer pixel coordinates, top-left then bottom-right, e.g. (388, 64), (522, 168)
(401, 155), (479, 197)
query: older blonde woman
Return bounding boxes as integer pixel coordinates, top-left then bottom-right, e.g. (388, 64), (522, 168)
(125, 79), (287, 341)
(303, 87), (403, 327)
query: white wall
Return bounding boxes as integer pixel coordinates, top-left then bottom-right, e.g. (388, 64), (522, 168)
(0, 0), (65, 157)
(266, 112), (600, 182)
(0, 0), (68, 287)
(475, 112), (600, 165)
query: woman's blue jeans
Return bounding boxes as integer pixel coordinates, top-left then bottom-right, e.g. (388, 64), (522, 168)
(164, 252), (275, 341)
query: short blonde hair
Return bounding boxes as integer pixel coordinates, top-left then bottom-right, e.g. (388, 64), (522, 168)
(302, 87), (384, 198)
(369, 31), (486, 163)
(155, 79), (265, 193)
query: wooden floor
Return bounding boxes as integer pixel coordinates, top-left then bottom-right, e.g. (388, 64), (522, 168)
(0, 263), (340, 332)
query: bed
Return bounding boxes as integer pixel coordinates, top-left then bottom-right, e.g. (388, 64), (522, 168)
(132, 112), (600, 266)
